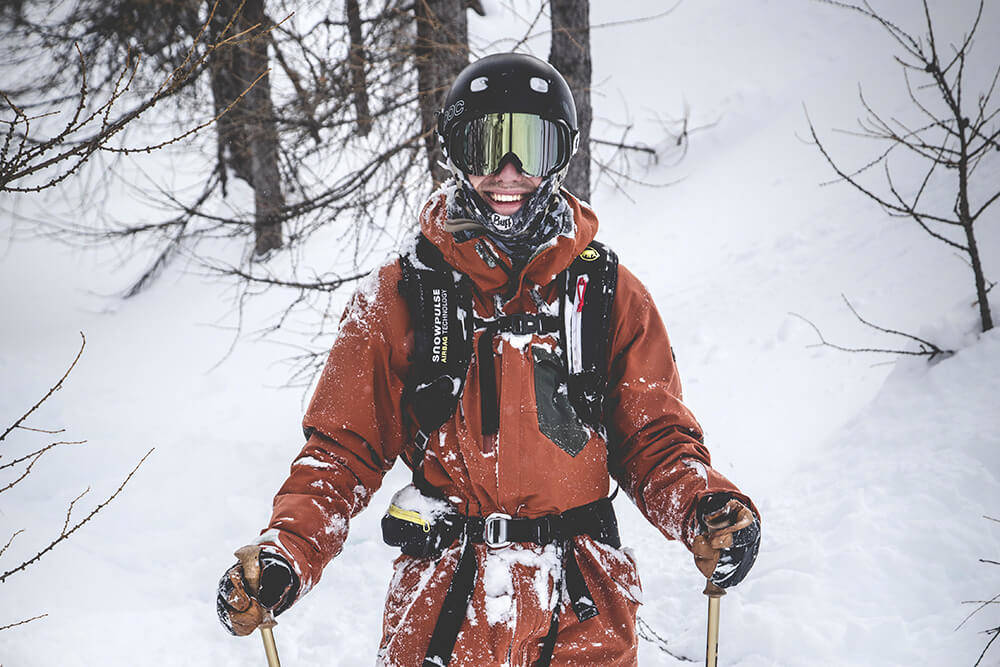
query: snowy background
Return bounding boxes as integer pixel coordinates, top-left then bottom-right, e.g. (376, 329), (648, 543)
(2, 0), (1000, 665)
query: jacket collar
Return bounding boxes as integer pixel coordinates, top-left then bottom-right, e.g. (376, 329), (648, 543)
(418, 185), (600, 301)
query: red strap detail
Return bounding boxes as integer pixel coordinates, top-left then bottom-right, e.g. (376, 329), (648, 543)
(575, 275), (589, 313)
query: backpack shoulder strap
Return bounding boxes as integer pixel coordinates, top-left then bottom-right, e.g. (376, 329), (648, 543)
(562, 241), (619, 427)
(397, 235), (473, 445)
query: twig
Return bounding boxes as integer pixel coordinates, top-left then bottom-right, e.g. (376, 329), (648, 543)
(789, 305), (952, 360)
(0, 441), (86, 493)
(0, 529), (24, 559)
(636, 615), (696, 662)
(840, 295), (951, 356)
(0, 448), (154, 584)
(591, 137), (657, 158)
(956, 592), (1000, 631)
(1, 333), (85, 444)
(975, 628), (1000, 667)
(12, 426), (65, 435)
(0, 440), (86, 472)
(0, 614), (47, 632)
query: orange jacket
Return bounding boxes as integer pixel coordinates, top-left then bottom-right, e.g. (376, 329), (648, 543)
(257, 189), (755, 598)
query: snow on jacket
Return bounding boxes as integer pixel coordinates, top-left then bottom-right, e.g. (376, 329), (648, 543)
(256, 187), (756, 605)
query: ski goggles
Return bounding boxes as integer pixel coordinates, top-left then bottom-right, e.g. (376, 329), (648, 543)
(448, 112), (575, 178)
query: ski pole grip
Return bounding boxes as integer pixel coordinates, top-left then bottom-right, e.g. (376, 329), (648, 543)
(235, 545), (263, 594)
(234, 545), (278, 631)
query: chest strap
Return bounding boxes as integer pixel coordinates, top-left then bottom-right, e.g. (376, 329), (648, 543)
(475, 313), (561, 435)
(399, 235), (619, 448)
(423, 496), (619, 667)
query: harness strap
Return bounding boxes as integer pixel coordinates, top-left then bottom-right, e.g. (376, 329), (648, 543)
(423, 535), (478, 667)
(535, 595), (561, 667)
(421, 497), (619, 666)
(531, 544), (595, 667)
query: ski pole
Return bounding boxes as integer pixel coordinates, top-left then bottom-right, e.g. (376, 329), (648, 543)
(235, 545), (282, 667)
(704, 580), (725, 667)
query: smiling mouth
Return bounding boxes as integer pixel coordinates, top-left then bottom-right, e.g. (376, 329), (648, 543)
(486, 191), (530, 204)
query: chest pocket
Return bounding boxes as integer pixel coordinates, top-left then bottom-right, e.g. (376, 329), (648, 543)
(532, 346), (589, 457)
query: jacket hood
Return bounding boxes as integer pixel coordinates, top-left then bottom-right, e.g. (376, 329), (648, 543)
(417, 184), (600, 300)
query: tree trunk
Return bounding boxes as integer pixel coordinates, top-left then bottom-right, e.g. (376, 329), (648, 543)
(963, 222), (993, 332)
(957, 143), (993, 332)
(549, 0), (591, 202)
(209, 0), (284, 256)
(346, 0), (372, 137)
(414, 0), (470, 185)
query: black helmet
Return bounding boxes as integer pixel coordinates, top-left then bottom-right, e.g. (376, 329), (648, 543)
(437, 53), (580, 244)
(438, 53), (578, 148)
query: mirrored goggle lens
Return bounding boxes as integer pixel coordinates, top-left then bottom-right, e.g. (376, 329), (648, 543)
(454, 113), (569, 178)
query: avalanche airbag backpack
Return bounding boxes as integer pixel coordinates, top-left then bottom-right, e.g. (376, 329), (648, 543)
(391, 234), (620, 667)
(397, 234), (618, 465)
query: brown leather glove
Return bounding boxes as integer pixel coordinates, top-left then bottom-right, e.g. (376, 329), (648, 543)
(691, 494), (760, 587)
(216, 549), (298, 637)
(217, 564), (269, 636)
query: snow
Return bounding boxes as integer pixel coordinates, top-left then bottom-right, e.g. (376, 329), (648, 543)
(2, 0), (1000, 665)
(481, 543), (562, 625)
(390, 485), (454, 524)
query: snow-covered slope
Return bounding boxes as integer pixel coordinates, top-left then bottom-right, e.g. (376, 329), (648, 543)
(2, 1), (999, 665)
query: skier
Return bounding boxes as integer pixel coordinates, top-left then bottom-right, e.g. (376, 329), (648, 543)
(217, 53), (760, 666)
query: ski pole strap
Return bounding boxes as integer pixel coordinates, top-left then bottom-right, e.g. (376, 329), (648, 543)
(421, 497), (619, 666)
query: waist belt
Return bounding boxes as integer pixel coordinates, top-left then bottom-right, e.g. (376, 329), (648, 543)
(423, 496), (620, 667)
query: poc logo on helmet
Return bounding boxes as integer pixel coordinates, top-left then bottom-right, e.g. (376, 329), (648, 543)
(443, 100), (465, 124)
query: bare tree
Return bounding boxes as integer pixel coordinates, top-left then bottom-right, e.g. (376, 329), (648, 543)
(0, 334), (152, 631)
(810, 0), (998, 333)
(209, 0), (285, 256)
(4, 2), (695, 388)
(548, 0), (592, 202)
(957, 516), (1000, 666)
(0, 0), (264, 194)
(1, 1), (427, 273)
(414, 0), (474, 185)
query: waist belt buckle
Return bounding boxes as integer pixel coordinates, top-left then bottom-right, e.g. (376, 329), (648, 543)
(484, 512), (512, 548)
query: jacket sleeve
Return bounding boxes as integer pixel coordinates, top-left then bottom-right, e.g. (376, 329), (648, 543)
(254, 262), (411, 599)
(604, 264), (758, 550)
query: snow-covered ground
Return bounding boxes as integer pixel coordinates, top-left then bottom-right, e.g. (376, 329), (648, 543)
(2, 1), (999, 665)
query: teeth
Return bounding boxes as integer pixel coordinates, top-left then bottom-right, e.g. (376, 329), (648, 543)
(490, 192), (526, 203)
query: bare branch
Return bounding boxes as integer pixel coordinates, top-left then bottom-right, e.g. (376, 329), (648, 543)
(788, 296), (953, 361)
(1, 333), (85, 444)
(840, 294), (952, 355)
(591, 137), (657, 159)
(0, 614), (48, 633)
(12, 426), (66, 435)
(0, 529), (24, 559)
(636, 615), (696, 663)
(975, 629), (1000, 667)
(0, 440), (86, 472)
(806, 115), (963, 230)
(0, 448), (153, 584)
